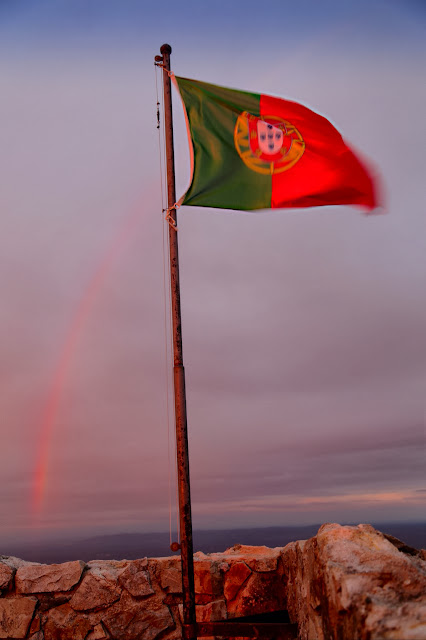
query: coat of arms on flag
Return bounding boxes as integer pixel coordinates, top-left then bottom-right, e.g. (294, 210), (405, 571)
(234, 111), (305, 175)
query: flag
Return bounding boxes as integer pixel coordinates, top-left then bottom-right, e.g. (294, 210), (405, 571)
(174, 76), (379, 212)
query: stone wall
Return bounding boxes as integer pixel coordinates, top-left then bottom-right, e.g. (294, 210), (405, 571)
(1, 524), (425, 640)
(284, 524), (426, 640)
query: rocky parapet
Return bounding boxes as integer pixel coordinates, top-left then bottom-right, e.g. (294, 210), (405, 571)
(283, 523), (426, 640)
(0, 524), (425, 639)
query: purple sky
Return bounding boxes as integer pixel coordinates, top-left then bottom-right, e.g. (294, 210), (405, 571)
(0, 0), (425, 545)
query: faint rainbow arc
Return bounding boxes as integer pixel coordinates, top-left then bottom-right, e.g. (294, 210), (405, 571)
(32, 206), (145, 522)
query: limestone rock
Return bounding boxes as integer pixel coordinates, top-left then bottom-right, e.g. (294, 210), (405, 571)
(223, 561), (252, 602)
(0, 562), (14, 590)
(198, 598), (227, 622)
(118, 558), (154, 597)
(247, 554), (279, 572)
(218, 544), (281, 572)
(227, 565), (286, 618)
(283, 522), (426, 640)
(16, 560), (85, 593)
(86, 559), (129, 579)
(159, 628), (183, 640)
(159, 558), (182, 594)
(0, 596), (37, 639)
(38, 593), (73, 612)
(86, 623), (110, 639)
(103, 591), (174, 640)
(70, 568), (121, 611)
(283, 538), (323, 640)
(383, 532), (423, 557)
(179, 598), (227, 623)
(194, 560), (222, 598)
(223, 544), (279, 558)
(0, 555), (39, 570)
(44, 603), (92, 640)
(28, 613), (41, 635)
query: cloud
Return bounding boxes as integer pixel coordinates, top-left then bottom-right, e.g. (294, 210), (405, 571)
(0, 2), (425, 543)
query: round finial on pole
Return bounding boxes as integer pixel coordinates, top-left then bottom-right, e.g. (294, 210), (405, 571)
(160, 43), (172, 55)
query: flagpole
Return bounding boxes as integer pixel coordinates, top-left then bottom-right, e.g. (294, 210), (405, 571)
(159, 43), (197, 640)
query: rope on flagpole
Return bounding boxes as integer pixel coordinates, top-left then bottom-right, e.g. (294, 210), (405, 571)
(163, 203), (179, 230)
(161, 77), (181, 550)
(155, 53), (182, 548)
(155, 62), (174, 80)
(155, 62), (180, 548)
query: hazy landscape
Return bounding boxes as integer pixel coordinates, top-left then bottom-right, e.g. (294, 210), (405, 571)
(2, 522), (425, 565)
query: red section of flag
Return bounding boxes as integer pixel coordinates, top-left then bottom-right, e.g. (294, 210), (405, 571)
(260, 94), (379, 211)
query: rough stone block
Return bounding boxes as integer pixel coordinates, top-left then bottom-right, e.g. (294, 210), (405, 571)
(0, 596), (37, 639)
(44, 603), (92, 640)
(103, 591), (174, 640)
(184, 599), (227, 623)
(194, 560), (222, 597)
(227, 569), (287, 618)
(28, 613), (41, 634)
(283, 523), (426, 640)
(0, 563), (14, 591)
(70, 570), (121, 611)
(0, 555), (39, 570)
(118, 558), (154, 597)
(16, 560), (85, 593)
(223, 561), (252, 602)
(86, 622), (110, 639)
(160, 559), (182, 593)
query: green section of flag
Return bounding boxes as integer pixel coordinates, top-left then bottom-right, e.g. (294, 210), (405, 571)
(176, 77), (271, 210)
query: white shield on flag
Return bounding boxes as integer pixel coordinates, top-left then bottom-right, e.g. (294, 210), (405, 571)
(257, 120), (284, 155)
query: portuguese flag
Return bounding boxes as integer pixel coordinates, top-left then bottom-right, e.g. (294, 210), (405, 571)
(174, 76), (379, 212)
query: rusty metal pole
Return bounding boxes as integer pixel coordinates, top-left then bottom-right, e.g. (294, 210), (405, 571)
(159, 43), (197, 640)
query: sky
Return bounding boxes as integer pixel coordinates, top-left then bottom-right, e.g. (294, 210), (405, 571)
(0, 0), (425, 546)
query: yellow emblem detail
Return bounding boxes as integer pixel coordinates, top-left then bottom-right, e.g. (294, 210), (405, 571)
(234, 111), (305, 175)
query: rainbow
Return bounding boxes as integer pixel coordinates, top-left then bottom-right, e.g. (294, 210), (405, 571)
(32, 206), (145, 521)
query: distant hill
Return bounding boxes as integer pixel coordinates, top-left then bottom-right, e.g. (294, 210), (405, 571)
(2, 522), (425, 564)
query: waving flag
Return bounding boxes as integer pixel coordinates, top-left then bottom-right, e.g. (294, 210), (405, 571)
(175, 76), (379, 212)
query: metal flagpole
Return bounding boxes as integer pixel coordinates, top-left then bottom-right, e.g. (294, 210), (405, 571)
(154, 44), (297, 640)
(157, 43), (197, 640)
